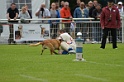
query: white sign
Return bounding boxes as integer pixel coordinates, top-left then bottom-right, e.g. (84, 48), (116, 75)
(14, 24), (50, 41)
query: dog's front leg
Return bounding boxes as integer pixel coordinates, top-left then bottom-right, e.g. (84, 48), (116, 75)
(41, 49), (44, 55)
(53, 51), (58, 55)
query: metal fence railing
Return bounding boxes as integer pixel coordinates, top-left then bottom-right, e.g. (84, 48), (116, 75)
(0, 17), (124, 44)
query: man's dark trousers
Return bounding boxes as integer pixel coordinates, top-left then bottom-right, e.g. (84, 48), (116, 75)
(101, 28), (117, 49)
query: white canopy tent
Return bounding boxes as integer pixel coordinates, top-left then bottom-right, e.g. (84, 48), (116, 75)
(0, 0), (50, 40)
(0, 0), (50, 19)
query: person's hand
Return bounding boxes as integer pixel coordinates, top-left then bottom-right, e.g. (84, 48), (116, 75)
(102, 27), (104, 29)
(69, 17), (73, 21)
(8, 18), (11, 21)
(97, 16), (100, 18)
(117, 27), (120, 30)
(97, 15), (100, 18)
(42, 16), (45, 18)
(70, 16), (73, 19)
(14, 17), (17, 20)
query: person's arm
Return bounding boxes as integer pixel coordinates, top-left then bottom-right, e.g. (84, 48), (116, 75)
(28, 10), (32, 18)
(68, 8), (72, 18)
(35, 9), (40, 16)
(6, 8), (11, 20)
(26, 12), (31, 19)
(84, 8), (89, 18)
(92, 9), (97, 20)
(14, 8), (19, 20)
(7, 13), (11, 20)
(89, 7), (93, 17)
(18, 12), (21, 19)
(73, 8), (77, 18)
(116, 9), (121, 28)
(56, 10), (60, 18)
(14, 13), (18, 20)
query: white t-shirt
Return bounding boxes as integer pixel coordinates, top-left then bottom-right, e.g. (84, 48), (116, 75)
(19, 11), (30, 19)
(59, 33), (75, 44)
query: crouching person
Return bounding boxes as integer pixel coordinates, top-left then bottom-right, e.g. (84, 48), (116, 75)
(58, 29), (76, 54)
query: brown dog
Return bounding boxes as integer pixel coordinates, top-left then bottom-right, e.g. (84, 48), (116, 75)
(30, 39), (61, 55)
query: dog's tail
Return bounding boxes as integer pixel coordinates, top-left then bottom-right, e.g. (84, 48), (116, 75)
(30, 42), (43, 46)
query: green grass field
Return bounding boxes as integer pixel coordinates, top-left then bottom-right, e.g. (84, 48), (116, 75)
(0, 44), (124, 82)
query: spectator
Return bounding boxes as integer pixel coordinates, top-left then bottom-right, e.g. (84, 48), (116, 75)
(6, 3), (19, 44)
(100, 0), (121, 49)
(35, 4), (50, 23)
(56, 2), (61, 12)
(25, 4), (32, 18)
(71, 0), (81, 17)
(60, 1), (72, 34)
(76, 0), (81, 7)
(60, 1), (65, 8)
(73, 2), (89, 43)
(74, 2), (89, 18)
(19, 6), (31, 23)
(50, 2), (60, 39)
(117, 1), (124, 16)
(116, 1), (123, 41)
(88, 1), (94, 10)
(92, 4), (102, 43)
(92, 4), (102, 20)
(85, 4), (90, 11)
(58, 29), (76, 54)
(88, 0), (98, 43)
(89, 0), (98, 17)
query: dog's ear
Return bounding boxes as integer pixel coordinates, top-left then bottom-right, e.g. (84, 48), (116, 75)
(59, 39), (62, 43)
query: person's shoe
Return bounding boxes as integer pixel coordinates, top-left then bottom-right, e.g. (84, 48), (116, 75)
(62, 50), (68, 55)
(68, 48), (73, 51)
(13, 41), (17, 45)
(92, 41), (98, 44)
(68, 50), (76, 54)
(100, 47), (105, 49)
(113, 48), (118, 49)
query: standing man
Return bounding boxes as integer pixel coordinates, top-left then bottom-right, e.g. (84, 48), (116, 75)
(50, 2), (60, 39)
(71, 0), (81, 17)
(89, 0), (98, 18)
(92, 4), (102, 43)
(73, 2), (89, 43)
(60, 1), (65, 8)
(35, 4), (50, 23)
(60, 1), (72, 34)
(7, 3), (19, 44)
(100, 0), (121, 49)
(117, 1), (124, 16)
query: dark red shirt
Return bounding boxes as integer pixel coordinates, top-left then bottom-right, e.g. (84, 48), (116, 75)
(100, 6), (121, 29)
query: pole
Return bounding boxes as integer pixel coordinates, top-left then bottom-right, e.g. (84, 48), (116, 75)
(74, 32), (86, 61)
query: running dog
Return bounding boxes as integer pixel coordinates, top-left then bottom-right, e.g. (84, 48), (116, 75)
(30, 39), (61, 55)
